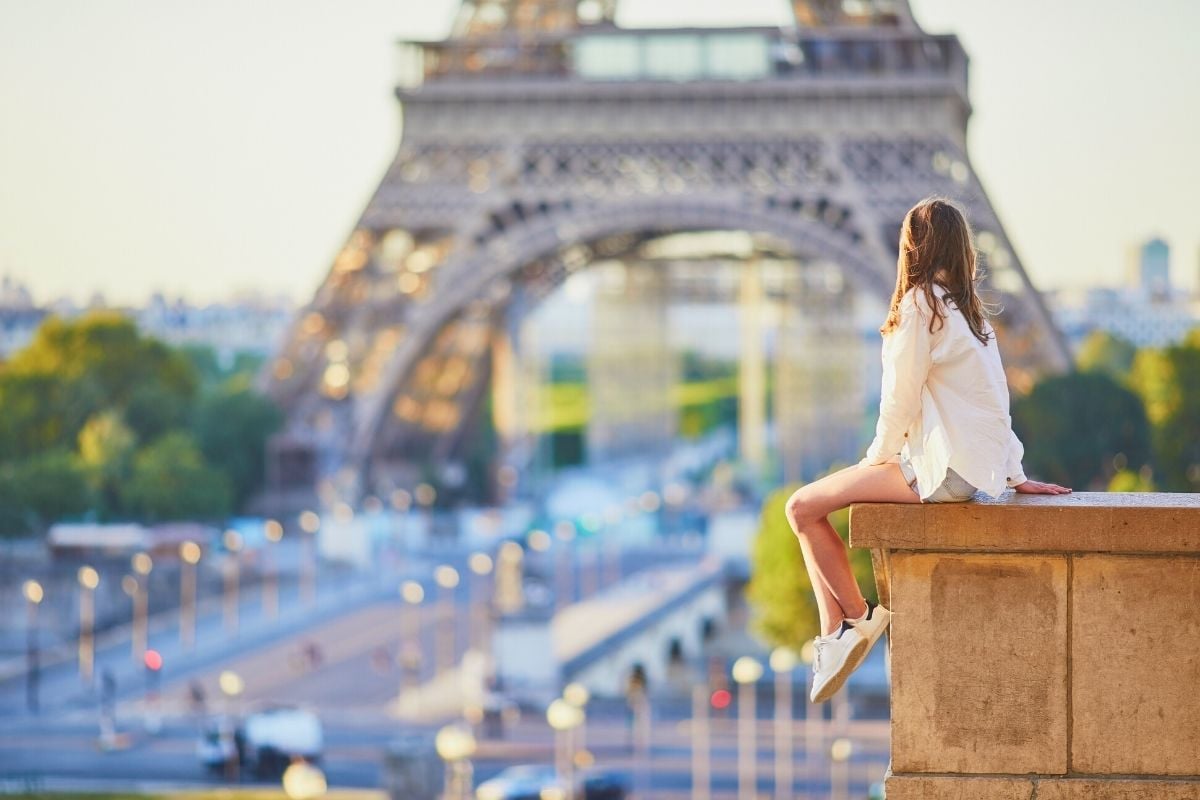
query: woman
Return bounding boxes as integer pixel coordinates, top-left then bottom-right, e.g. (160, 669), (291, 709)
(784, 196), (1072, 703)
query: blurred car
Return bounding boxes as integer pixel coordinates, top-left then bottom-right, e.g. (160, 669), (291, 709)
(577, 768), (629, 800)
(476, 764), (560, 800)
(197, 714), (238, 771)
(197, 704), (323, 778)
(475, 764), (628, 800)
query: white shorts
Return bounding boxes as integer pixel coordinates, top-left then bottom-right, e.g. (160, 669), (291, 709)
(899, 455), (978, 503)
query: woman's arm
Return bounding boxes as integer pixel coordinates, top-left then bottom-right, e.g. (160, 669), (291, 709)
(862, 291), (933, 465)
(1005, 423), (1028, 487)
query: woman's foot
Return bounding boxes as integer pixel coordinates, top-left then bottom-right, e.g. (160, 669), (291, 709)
(845, 600), (893, 673)
(849, 604), (897, 662)
(810, 623), (869, 703)
(810, 601), (893, 703)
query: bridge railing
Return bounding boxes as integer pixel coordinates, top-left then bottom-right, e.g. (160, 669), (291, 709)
(849, 491), (1200, 799)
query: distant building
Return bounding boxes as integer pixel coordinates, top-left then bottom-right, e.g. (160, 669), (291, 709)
(0, 277), (296, 362)
(0, 275), (47, 358)
(1130, 237), (1171, 301)
(1045, 284), (1199, 353)
(134, 292), (295, 367)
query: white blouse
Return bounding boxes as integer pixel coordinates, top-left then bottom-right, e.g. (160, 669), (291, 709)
(858, 281), (1028, 499)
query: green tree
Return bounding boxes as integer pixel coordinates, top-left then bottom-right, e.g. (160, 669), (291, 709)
(0, 449), (92, 535)
(191, 378), (283, 507)
(78, 410), (136, 517)
(1076, 330), (1137, 383)
(121, 432), (232, 521)
(1012, 370), (1152, 490)
(0, 371), (70, 459)
(1, 312), (198, 454)
(1108, 468), (1157, 492)
(178, 344), (225, 386)
(1129, 329), (1200, 491)
(125, 381), (194, 443)
(746, 470), (877, 650)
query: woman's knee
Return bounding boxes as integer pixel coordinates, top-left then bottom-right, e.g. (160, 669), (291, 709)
(785, 489), (821, 528)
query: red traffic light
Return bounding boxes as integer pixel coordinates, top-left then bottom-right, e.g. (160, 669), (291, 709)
(710, 688), (732, 709)
(143, 649), (163, 671)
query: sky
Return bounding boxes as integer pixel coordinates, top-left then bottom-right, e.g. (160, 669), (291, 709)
(1, 0), (1198, 306)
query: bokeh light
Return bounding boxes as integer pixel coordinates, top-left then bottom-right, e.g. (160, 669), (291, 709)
(77, 566), (99, 589)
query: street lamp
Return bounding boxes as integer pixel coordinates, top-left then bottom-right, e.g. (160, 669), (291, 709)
(77, 565), (100, 687)
(219, 669), (244, 699)
(563, 682), (591, 765)
(800, 638), (821, 768)
(223, 529), (243, 635)
(770, 646), (799, 800)
(467, 552), (493, 652)
(400, 580), (425, 697)
(547, 697), (585, 798)
(298, 510), (320, 605)
(731, 655), (763, 800)
(434, 565), (460, 675)
(553, 533), (572, 611)
(690, 682), (710, 800)
(527, 529), (551, 552)
(553, 520), (576, 543)
(179, 540), (202, 650)
(219, 669), (245, 745)
(263, 519), (283, 619)
(23, 579), (43, 713)
(830, 737), (853, 800)
(493, 541), (524, 615)
(130, 552), (152, 663)
(282, 759), (327, 800)
(435, 721), (476, 800)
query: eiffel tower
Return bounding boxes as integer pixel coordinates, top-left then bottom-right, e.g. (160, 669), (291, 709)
(260, 0), (1072, 508)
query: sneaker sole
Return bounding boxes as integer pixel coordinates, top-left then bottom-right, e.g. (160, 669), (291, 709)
(845, 607), (893, 676)
(811, 634), (870, 704)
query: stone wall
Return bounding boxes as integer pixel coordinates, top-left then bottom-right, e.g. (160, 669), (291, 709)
(849, 492), (1200, 800)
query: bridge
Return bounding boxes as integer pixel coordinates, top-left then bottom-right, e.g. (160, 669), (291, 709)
(492, 556), (727, 701)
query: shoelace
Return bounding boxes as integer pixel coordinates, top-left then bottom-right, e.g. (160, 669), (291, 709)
(812, 636), (825, 671)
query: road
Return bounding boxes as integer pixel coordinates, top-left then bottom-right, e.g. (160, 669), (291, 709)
(0, 707), (890, 797)
(0, 527), (891, 797)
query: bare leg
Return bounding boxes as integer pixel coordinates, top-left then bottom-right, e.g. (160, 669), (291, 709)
(785, 461), (921, 636)
(794, 533), (841, 636)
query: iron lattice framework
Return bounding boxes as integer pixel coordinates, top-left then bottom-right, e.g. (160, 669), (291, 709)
(261, 0), (1072, 505)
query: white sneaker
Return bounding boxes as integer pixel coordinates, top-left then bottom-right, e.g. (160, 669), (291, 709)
(810, 624), (868, 703)
(846, 601), (893, 673)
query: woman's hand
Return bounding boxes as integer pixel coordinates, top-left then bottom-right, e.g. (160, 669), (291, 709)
(1013, 479), (1072, 494)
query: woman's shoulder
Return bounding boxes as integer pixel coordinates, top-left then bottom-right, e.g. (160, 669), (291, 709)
(900, 284), (940, 318)
(904, 281), (968, 314)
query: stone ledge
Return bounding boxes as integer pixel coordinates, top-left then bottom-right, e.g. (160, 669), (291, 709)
(885, 772), (1200, 800)
(849, 491), (1200, 553)
(851, 491), (1200, 796)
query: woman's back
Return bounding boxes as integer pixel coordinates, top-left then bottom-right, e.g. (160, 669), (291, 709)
(904, 281), (1019, 498)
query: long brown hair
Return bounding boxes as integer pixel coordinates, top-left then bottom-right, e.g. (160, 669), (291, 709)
(880, 196), (997, 346)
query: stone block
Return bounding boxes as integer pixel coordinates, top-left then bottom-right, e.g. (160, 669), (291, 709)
(889, 552), (1068, 774)
(1071, 554), (1200, 775)
(884, 774), (1034, 800)
(1037, 779), (1200, 799)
